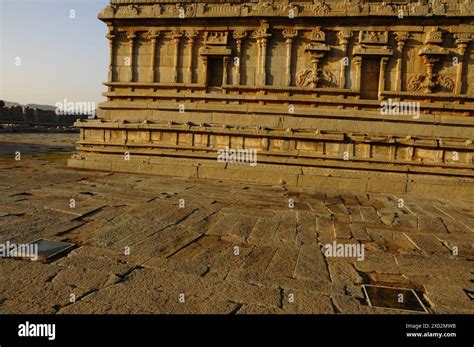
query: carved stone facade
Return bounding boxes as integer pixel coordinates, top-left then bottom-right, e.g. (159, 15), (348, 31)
(69, 0), (474, 198)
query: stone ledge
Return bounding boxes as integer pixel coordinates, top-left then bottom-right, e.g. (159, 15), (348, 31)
(68, 153), (474, 200)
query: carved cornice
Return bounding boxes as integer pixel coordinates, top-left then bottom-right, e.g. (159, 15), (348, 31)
(99, 1), (474, 20)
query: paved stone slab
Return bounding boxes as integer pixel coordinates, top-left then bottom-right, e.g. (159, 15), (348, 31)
(0, 133), (472, 314)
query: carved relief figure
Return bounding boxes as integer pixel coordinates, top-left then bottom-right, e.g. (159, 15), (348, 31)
(296, 68), (337, 88)
(312, 0), (330, 15)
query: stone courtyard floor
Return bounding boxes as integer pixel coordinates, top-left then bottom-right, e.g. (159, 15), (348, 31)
(0, 132), (473, 314)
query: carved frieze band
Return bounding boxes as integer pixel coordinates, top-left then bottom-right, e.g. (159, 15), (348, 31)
(101, 1), (474, 20)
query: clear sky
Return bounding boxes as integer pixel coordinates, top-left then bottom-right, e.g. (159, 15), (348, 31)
(1, 0), (110, 106)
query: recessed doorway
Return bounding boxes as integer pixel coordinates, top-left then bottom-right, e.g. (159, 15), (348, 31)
(360, 58), (380, 99)
(207, 56), (224, 88)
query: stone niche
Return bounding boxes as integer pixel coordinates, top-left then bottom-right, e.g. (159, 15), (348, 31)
(69, 0), (474, 198)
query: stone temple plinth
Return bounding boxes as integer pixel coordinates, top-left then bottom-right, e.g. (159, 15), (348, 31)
(69, 0), (474, 198)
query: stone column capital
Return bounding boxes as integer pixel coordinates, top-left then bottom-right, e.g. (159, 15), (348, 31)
(106, 29), (116, 41)
(394, 32), (409, 51)
(185, 30), (198, 43)
(145, 29), (160, 42)
(337, 30), (353, 45)
(454, 33), (471, 56)
(353, 56), (362, 67)
(283, 28), (298, 42)
(169, 30), (183, 42)
(126, 29), (137, 42)
(252, 20), (271, 41)
(394, 31), (410, 42)
(233, 30), (248, 41)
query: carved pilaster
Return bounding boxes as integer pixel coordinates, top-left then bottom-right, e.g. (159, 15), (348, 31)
(379, 57), (389, 99)
(394, 32), (409, 91)
(233, 30), (247, 85)
(223, 56), (229, 85)
(253, 21), (271, 86)
(145, 29), (160, 83)
(337, 30), (353, 89)
(201, 55), (208, 85)
(126, 29), (136, 82)
(185, 30), (198, 84)
(454, 33), (471, 94)
(353, 56), (362, 92)
(170, 30), (182, 83)
(283, 29), (298, 86)
(106, 27), (116, 82)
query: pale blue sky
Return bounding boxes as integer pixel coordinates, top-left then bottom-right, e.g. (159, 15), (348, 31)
(1, 0), (109, 106)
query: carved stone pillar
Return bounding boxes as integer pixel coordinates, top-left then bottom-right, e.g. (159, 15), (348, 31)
(223, 56), (229, 85)
(185, 30), (198, 84)
(283, 29), (298, 86)
(353, 56), (362, 92)
(394, 32), (409, 91)
(126, 29), (136, 82)
(145, 30), (160, 83)
(171, 30), (182, 83)
(337, 30), (353, 89)
(106, 27), (116, 82)
(253, 21), (271, 86)
(233, 30), (247, 85)
(379, 57), (389, 99)
(261, 37), (268, 86)
(454, 34), (471, 94)
(201, 55), (208, 84)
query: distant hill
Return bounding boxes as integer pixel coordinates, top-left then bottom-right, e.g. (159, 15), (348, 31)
(2, 100), (57, 111)
(26, 103), (57, 111)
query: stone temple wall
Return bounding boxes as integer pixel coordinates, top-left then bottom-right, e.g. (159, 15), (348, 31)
(69, 0), (474, 198)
